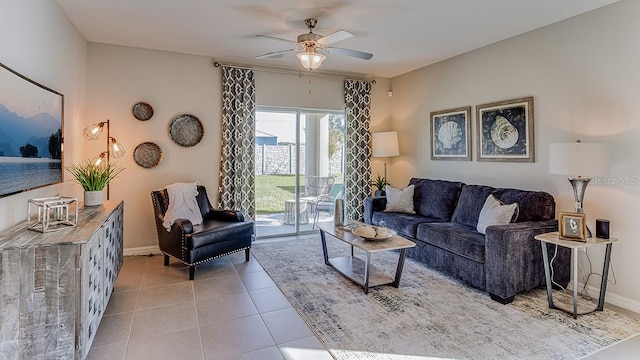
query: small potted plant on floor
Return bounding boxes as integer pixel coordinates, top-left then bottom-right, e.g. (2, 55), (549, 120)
(372, 174), (388, 197)
(66, 160), (124, 206)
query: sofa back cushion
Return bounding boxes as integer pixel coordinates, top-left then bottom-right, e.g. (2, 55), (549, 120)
(409, 178), (464, 220)
(492, 188), (555, 222)
(451, 184), (496, 228)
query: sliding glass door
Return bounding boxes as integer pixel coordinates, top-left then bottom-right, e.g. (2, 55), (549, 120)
(254, 107), (345, 238)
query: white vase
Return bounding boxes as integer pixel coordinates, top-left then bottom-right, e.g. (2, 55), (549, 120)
(84, 190), (104, 206)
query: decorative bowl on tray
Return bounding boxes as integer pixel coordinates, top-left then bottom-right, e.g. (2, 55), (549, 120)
(352, 225), (397, 241)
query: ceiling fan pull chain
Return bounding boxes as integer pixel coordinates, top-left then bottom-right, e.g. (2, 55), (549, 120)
(308, 78), (312, 95)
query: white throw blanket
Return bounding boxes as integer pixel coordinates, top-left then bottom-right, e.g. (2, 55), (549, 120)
(162, 182), (203, 231)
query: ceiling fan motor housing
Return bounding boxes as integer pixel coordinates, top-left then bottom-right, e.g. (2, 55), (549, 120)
(297, 32), (322, 44)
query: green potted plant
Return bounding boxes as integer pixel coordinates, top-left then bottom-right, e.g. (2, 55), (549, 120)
(66, 160), (124, 206)
(372, 173), (388, 197)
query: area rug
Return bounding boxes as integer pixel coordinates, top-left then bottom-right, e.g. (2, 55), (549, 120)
(252, 235), (640, 360)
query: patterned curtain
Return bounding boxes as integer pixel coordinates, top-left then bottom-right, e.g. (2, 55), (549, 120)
(219, 66), (256, 219)
(344, 79), (372, 221)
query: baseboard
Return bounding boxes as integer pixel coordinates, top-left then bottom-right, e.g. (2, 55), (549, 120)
(123, 245), (161, 256)
(572, 282), (640, 314)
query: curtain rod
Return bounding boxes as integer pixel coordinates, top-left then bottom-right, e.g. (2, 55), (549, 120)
(212, 60), (376, 84)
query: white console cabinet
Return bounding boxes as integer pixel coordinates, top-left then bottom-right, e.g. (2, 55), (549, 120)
(0, 200), (124, 359)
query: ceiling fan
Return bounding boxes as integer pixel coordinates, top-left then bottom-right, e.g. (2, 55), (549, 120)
(255, 18), (373, 71)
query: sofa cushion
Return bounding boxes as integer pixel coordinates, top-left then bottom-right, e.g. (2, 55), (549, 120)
(476, 195), (518, 234)
(384, 184), (416, 214)
(492, 188), (555, 222)
(372, 212), (443, 238)
(416, 222), (486, 263)
(409, 178), (464, 220)
(451, 184), (496, 228)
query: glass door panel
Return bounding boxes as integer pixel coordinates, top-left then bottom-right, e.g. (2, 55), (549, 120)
(254, 108), (345, 238)
(299, 111), (345, 230)
(255, 109), (300, 237)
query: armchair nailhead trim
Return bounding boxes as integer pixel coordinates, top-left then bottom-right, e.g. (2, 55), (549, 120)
(161, 246), (251, 266)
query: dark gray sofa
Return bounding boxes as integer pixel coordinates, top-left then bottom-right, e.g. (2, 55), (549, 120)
(364, 178), (570, 304)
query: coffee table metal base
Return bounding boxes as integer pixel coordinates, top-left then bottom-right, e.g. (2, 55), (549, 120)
(320, 230), (409, 294)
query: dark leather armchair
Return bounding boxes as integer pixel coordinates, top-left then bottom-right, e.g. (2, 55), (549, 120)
(151, 185), (254, 280)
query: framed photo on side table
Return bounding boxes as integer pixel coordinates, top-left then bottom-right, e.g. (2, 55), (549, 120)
(430, 106), (471, 161)
(559, 212), (587, 241)
(476, 96), (534, 162)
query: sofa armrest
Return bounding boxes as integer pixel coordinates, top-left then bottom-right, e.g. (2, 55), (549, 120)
(484, 220), (570, 302)
(364, 197), (387, 224)
(205, 210), (245, 222)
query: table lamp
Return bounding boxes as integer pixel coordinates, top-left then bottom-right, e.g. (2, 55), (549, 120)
(549, 140), (609, 236)
(372, 131), (400, 181)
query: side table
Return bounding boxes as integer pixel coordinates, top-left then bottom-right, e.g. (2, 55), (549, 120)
(535, 232), (617, 319)
(283, 199), (309, 225)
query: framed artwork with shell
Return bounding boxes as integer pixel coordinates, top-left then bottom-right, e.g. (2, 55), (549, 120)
(430, 106), (472, 161)
(476, 96), (534, 162)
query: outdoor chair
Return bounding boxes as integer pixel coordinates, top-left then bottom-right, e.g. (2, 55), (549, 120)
(151, 185), (254, 280)
(312, 185), (344, 228)
(300, 175), (335, 214)
(300, 175), (336, 227)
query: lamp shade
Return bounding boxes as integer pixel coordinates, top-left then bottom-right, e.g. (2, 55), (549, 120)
(92, 152), (108, 166)
(83, 122), (105, 140)
(549, 142), (610, 176)
(372, 131), (400, 158)
(109, 137), (126, 158)
(297, 51), (326, 71)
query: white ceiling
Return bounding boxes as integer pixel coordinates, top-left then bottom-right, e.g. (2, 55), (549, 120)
(56, 0), (618, 78)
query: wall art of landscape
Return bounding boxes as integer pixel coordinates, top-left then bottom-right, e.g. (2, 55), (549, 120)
(1, 64), (63, 197)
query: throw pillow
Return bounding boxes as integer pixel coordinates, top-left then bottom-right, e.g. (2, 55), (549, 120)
(384, 184), (416, 214)
(476, 195), (518, 234)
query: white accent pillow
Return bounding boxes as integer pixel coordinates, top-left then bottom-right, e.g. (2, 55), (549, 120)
(384, 184), (416, 214)
(476, 195), (518, 235)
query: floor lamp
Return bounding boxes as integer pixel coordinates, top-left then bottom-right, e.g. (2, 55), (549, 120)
(83, 120), (125, 200)
(372, 131), (400, 182)
(549, 141), (609, 237)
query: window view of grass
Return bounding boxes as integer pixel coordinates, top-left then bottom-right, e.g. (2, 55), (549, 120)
(255, 174), (344, 214)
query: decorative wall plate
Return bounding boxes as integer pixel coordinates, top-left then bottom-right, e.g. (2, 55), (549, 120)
(169, 114), (204, 147)
(132, 102), (154, 121)
(133, 142), (163, 168)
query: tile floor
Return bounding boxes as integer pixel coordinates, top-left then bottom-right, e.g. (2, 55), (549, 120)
(86, 251), (333, 360)
(88, 242), (640, 360)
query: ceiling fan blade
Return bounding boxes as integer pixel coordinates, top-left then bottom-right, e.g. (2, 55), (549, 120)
(255, 49), (295, 59)
(256, 34), (297, 44)
(317, 30), (353, 45)
(327, 46), (373, 60)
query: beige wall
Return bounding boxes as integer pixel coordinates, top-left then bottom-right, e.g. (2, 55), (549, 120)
(389, 0), (640, 309)
(86, 44), (222, 250)
(0, 0), (87, 231)
(86, 43), (391, 250)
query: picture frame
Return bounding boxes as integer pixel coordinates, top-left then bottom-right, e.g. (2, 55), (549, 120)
(0, 63), (64, 197)
(430, 106), (471, 161)
(476, 96), (534, 162)
(559, 212), (587, 241)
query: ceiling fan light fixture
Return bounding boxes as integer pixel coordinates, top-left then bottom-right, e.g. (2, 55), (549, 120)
(297, 50), (326, 71)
